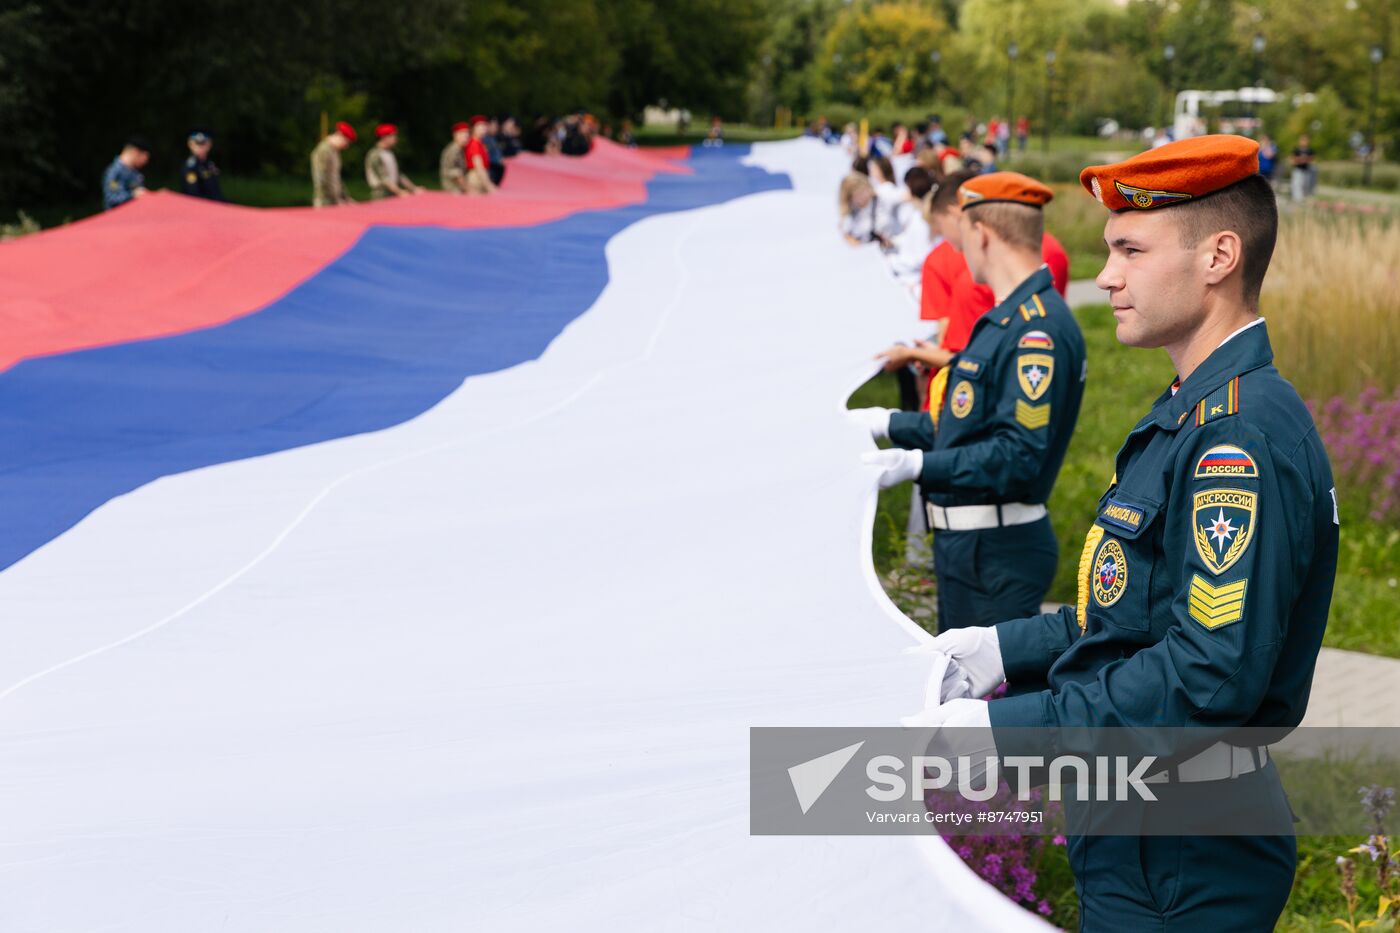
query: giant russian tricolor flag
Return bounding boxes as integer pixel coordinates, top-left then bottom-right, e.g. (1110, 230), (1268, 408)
(0, 140), (1043, 931)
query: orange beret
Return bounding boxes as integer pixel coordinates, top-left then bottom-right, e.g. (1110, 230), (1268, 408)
(375, 123), (397, 138)
(1079, 134), (1260, 211)
(957, 171), (1054, 210)
(335, 121), (357, 142)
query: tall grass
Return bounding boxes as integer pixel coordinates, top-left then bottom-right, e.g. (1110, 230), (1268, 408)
(1264, 209), (1400, 401)
(1044, 182), (1110, 281)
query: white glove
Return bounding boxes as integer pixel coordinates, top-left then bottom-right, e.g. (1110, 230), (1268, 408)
(916, 625), (1005, 699)
(860, 448), (922, 489)
(847, 407), (893, 441)
(909, 647), (972, 711)
(901, 696), (992, 730)
(901, 698), (997, 783)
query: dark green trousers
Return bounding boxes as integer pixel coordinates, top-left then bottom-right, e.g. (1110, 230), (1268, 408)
(932, 515), (1058, 631)
(1065, 763), (1297, 931)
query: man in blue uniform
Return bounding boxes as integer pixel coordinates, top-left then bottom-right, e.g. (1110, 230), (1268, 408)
(102, 136), (151, 210)
(180, 131), (225, 201)
(858, 172), (1087, 632)
(916, 136), (1340, 929)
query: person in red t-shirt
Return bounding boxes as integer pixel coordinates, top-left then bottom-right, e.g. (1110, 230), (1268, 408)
(892, 122), (915, 155)
(878, 170), (1070, 410)
(464, 115), (497, 195)
(877, 170), (980, 408)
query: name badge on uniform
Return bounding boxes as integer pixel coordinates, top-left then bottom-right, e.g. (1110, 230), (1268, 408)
(954, 356), (986, 378)
(1098, 499), (1145, 534)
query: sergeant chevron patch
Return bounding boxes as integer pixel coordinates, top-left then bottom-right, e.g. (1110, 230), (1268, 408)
(1015, 400), (1050, 429)
(1188, 574), (1248, 629)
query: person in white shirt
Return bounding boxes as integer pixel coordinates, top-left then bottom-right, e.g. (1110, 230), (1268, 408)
(884, 165), (939, 289)
(839, 123), (858, 157)
(867, 155), (904, 241)
(838, 174), (876, 245)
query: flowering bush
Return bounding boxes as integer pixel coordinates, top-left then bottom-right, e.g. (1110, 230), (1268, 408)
(1311, 386), (1400, 524)
(925, 776), (1063, 920)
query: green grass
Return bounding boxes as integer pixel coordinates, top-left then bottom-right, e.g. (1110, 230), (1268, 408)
(220, 174), (377, 208)
(852, 303), (1400, 658)
(1318, 159), (1400, 194)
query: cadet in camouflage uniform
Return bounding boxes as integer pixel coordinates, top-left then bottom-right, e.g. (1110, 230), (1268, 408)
(365, 123), (419, 199)
(919, 136), (1339, 931)
(859, 172), (1087, 632)
(102, 137), (151, 210)
(311, 121), (356, 208)
(440, 122), (470, 194)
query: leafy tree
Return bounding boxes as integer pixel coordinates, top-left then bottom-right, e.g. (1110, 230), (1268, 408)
(747, 0), (844, 125)
(822, 2), (952, 108)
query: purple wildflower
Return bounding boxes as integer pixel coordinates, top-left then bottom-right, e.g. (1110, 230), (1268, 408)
(1311, 388), (1400, 524)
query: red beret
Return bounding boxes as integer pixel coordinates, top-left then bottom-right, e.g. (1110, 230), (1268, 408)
(957, 171), (1054, 209)
(452, 121), (470, 133)
(1080, 134), (1260, 211)
(375, 123), (397, 138)
(335, 121), (357, 142)
(469, 115), (489, 127)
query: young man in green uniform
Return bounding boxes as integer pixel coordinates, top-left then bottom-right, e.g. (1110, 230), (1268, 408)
(859, 172), (1087, 631)
(365, 123), (420, 199)
(311, 121), (356, 208)
(915, 136), (1340, 930)
(440, 122), (470, 194)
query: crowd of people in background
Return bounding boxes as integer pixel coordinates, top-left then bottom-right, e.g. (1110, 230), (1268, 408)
(818, 113), (1073, 554)
(807, 113), (1029, 171)
(98, 109), (647, 211)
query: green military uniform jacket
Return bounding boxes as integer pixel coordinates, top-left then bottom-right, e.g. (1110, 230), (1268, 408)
(366, 146), (410, 199)
(311, 138), (345, 207)
(888, 265), (1087, 508)
(989, 321), (1339, 760)
(365, 146), (392, 199)
(440, 141), (466, 192)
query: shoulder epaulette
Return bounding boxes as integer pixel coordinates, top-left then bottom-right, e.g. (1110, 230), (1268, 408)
(1017, 293), (1049, 321)
(1194, 376), (1241, 426)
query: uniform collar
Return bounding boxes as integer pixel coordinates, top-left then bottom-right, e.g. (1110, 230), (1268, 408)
(1150, 318), (1274, 430)
(986, 265), (1054, 328)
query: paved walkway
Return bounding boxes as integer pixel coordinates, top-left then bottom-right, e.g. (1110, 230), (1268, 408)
(1067, 279), (1105, 308)
(1300, 647), (1400, 726)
